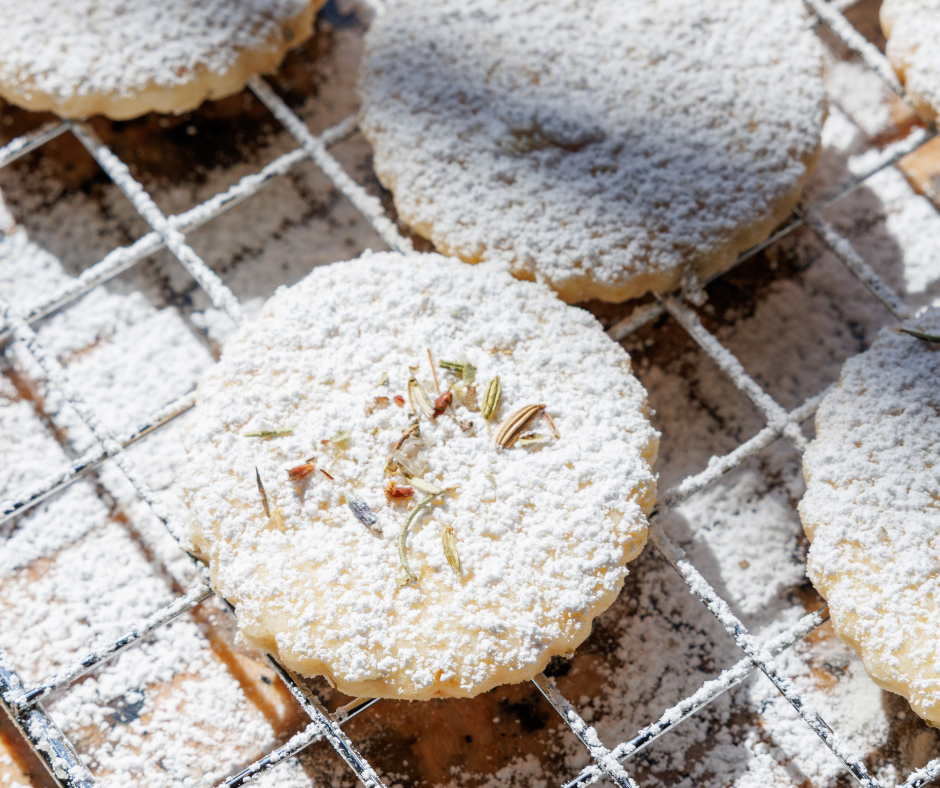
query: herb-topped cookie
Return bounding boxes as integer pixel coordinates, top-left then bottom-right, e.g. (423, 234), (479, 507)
(0, 0), (324, 120)
(179, 252), (659, 700)
(800, 309), (940, 724)
(882, 0), (940, 122)
(358, 0), (826, 304)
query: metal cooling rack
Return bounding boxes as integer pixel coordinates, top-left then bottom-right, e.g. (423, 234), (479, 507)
(0, 1), (936, 787)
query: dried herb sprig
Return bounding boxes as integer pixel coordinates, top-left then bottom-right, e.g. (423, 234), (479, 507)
(439, 361), (477, 384)
(385, 479), (415, 502)
(255, 468), (285, 531)
(408, 377), (436, 419)
(256, 468), (271, 519)
(287, 460), (316, 481)
(464, 385), (479, 412)
(433, 390), (452, 417)
(245, 429), (293, 438)
(346, 491), (379, 532)
(397, 487), (456, 585)
(900, 327), (940, 343)
(386, 423), (421, 471)
(441, 525), (461, 574)
(330, 431), (352, 449)
(481, 377), (501, 421)
(493, 404), (546, 449)
(542, 411), (560, 439)
(408, 477), (444, 495)
(428, 349), (442, 395)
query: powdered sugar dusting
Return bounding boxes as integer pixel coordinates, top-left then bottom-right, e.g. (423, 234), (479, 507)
(359, 0), (826, 303)
(1, 1), (940, 783)
(881, 0), (940, 121)
(800, 308), (940, 725)
(180, 251), (659, 699)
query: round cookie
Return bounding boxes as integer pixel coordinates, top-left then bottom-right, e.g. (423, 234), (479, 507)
(800, 309), (940, 724)
(358, 0), (826, 304)
(0, 0), (324, 120)
(882, 0), (940, 122)
(178, 252), (659, 700)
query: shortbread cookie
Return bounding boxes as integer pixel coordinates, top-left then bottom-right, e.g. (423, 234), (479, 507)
(882, 0), (940, 122)
(0, 0), (324, 120)
(800, 309), (940, 724)
(179, 252), (659, 700)
(359, 0), (826, 304)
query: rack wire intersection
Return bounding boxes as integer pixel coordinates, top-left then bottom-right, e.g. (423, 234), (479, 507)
(0, 2), (936, 788)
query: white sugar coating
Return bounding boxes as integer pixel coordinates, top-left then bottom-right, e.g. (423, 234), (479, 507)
(800, 308), (940, 725)
(358, 0), (826, 304)
(882, 0), (940, 122)
(0, 0), (322, 120)
(2, 13), (939, 782)
(179, 251), (659, 699)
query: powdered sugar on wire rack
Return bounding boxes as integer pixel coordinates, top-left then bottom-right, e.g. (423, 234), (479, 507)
(0, 2), (939, 788)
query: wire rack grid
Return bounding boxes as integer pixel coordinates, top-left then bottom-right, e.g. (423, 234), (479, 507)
(0, 2), (936, 788)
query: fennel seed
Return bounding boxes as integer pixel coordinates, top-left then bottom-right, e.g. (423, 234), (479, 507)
(481, 376), (501, 421)
(493, 404), (546, 449)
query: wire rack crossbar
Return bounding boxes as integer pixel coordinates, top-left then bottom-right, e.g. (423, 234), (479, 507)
(68, 122), (244, 325)
(0, 113), (357, 346)
(658, 294), (809, 451)
(532, 674), (638, 788)
(804, 211), (912, 319)
(0, 389), (196, 525)
(0, 652), (96, 788)
(0, 2), (936, 787)
(0, 122), (68, 170)
(12, 584), (213, 711)
(650, 527), (879, 788)
(563, 605), (831, 788)
(804, 0), (903, 92)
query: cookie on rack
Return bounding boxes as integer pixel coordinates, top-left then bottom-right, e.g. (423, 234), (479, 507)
(881, 0), (940, 122)
(358, 0), (826, 304)
(0, 0), (325, 120)
(799, 308), (940, 724)
(179, 252), (659, 700)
